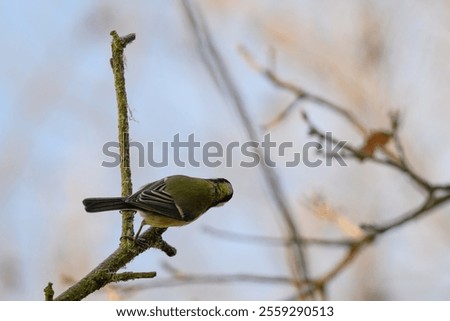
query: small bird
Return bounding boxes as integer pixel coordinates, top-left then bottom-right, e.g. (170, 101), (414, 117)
(83, 175), (233, 237)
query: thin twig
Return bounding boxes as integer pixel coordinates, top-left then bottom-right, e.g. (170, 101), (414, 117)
(302, 111), (434, 192)
(263, 97), (302, 131)
(204, 226), (354, 247)
(118, 273), (297, 293)
(390, 111), (408, 167)
(239, 46), (368, 135)
(315, 235), (374, 288)
(112, 272), (157, 283)
(363, 194), (450, 234)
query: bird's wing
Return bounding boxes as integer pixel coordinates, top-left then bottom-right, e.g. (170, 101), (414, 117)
(126, 178), (184, 220)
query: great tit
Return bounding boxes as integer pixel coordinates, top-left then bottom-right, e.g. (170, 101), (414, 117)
(83, 175), (233, 235)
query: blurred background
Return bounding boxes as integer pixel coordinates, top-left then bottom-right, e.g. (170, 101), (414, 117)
(1, 0), (450, 300)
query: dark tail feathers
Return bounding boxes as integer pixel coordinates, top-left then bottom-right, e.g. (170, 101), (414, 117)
(82, 197), (130, 213)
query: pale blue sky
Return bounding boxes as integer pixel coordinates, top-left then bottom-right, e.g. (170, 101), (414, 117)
(1, 0), (450, 300)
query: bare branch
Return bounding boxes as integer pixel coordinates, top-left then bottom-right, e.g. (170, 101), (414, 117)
(110, 30), (136, 243)
(51, 31), (176, 301)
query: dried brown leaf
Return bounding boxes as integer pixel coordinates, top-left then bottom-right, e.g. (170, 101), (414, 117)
(360, 131), (391, 156)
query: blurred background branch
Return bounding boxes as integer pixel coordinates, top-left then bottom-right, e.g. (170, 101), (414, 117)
(3, 0), (450, 300)
(182, 0), (312, 298)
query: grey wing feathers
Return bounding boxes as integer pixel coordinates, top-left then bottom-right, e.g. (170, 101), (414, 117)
(126, 178), (184, 220)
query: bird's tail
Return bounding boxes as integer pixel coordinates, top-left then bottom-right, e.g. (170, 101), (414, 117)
(82, 197), (130, 213)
